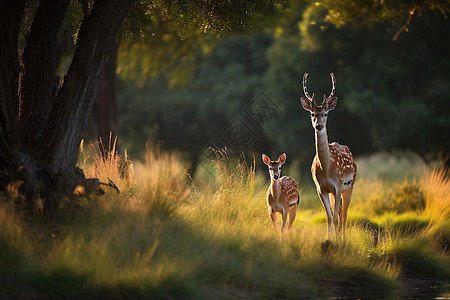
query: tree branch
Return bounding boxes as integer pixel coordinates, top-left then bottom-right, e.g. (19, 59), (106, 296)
(393, 5), (418, 41)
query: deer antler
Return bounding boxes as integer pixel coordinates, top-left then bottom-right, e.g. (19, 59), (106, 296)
(322, 72), (336, 105)
(302, 73), (314, 102)
(328, 72), (336, 99)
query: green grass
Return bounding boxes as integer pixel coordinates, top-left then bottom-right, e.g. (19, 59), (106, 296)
(0, 145), (449, 299)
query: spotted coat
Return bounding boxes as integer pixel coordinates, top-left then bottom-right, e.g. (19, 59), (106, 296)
(312, 141), (357, 194)
(329, 142), (357, 186)
(279, 176), (299, 206)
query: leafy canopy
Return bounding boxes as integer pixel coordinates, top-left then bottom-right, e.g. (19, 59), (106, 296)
(116, 0), (289, 86)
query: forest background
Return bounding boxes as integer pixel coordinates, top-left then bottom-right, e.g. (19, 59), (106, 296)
(102, 0), (450, 181)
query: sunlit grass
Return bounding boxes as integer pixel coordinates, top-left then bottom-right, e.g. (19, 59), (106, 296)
(421, 167), (450, 218)
(1, 147), (449, 298)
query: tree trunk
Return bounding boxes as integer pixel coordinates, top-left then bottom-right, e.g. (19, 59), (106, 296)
(34, 0), (132, 177)
(19, 0), (69, 149)
(88, 41), (120, 156)
(0, 0), (26, 172)
(0, 0), (133, 214)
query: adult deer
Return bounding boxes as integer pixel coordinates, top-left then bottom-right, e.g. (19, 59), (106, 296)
(262, 153), (299, 232)
(300, 73), (357, 240)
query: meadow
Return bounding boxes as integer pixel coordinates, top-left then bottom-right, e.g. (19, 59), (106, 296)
(0, 143), (449, 299)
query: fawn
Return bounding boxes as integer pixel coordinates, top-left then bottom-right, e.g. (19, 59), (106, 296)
(262, 153), (299, 232)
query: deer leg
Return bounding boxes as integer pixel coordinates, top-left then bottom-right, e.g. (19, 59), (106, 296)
(332, 188), (341, 240)
(319, 191), (333, 240)
(288, 205), (297, 229)
(269, 207), (277, 229)
(341, 188), (352, 240)
(329, 192), (336, 213)
(280, 208), (288, 232)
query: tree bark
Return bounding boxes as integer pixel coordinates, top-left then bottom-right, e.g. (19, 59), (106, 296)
(19, 0), (69, 149)
(0, 0), (26, 171)
(88, 41), (120, 156)
(35, 0), (132, 177)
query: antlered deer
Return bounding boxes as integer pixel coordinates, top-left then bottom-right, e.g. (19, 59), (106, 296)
(262, 153), (299, 232)
(299, 73), (357, 240)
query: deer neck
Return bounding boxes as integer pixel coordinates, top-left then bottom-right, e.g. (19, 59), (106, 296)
(315, 128), (331, 172)
(270, 178), (281, 199)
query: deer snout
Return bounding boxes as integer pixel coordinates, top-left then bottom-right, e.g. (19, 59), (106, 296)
(273, 174), (279, 180)
(315, 124), (323, 131)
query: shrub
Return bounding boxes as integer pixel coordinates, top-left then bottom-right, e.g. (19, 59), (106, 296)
(368, 181), (426, 215)
(386, 181), (425, 214)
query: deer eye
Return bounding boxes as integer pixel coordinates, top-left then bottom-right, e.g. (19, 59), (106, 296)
(324, 113), (328, 117)
(278, 167), (281, 170)
(311, 113), (315, 117)
(269, 167), (273, 170)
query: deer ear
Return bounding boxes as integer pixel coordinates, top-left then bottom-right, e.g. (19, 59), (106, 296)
(326, 97), (337, 111)
(262, 154), (270, 165)
(278, 153), (286, 165)
(300, 97), (313, 112)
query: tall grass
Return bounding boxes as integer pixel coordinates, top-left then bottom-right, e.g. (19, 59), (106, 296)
(0, 146), (449, 298)
(421, 167), (450, 218)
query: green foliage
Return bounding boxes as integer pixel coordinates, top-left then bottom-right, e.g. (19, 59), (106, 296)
(117, 0), (450, 168)
(117, 32), (275, 157)
(138, 0), (290, 39)
(55, 0), (289, 89)
(266, 5), (450, 161)
(117, 0), (289, 86)
(309, 0), (450, 29)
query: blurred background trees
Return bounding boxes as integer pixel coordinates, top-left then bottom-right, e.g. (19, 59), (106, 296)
(85, 0), (289, 155)
(98, 0), (450, 175)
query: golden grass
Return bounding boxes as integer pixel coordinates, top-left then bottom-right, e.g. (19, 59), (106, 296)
(421, 167), (450, 219)
(1, 146), (448, 298)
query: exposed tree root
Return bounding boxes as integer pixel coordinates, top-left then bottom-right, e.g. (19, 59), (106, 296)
(0, 162), (111, 219)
